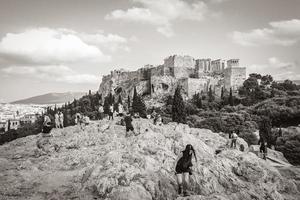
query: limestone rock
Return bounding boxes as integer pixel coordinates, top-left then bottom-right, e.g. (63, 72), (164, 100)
(0, 118), (299, 200)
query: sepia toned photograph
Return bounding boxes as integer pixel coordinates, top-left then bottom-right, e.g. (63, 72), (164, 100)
(0, 0), (299, 199)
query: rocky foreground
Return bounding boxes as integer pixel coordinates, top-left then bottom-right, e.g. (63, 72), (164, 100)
(0, 118), (299, 200)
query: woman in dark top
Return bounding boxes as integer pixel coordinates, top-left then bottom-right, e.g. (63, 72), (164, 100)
(175, 144), (197, 196)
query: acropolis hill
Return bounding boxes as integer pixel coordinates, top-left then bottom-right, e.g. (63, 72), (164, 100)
(98, 55), (246, 100)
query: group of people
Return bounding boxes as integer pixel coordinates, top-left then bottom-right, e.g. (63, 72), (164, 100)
(98, 103), (124, 121)
(42, 111), (63, 135)
(54, 112), (64, 129)
(74, 113), (90, 130)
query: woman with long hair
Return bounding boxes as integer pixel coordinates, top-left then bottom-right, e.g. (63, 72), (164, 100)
(175, 144), (197, 196)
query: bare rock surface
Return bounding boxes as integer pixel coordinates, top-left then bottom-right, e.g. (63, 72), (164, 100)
(0, 118), (299, 200)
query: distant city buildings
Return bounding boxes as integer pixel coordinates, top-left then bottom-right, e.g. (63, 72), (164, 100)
(0, 104), (46, 134)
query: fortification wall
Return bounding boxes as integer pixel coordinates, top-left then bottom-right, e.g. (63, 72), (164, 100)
(173, 67), (194, 78)
(224, 67), (246, 91)
(150, 75), (178, 98)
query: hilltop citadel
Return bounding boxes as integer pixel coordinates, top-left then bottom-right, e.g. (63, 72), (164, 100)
(98, 55), (246, 99)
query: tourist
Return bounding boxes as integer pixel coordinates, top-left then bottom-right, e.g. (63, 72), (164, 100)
(230, 131), (238, 149)
(58, 111), (64, 128)
(228, 131), (233, 139)
(156, 114), (163, 126)
(175, 144), (197, 196)
(42, 114), (52, 135)
(109, 105), (114, 120)
(258, 136), (267, 160)
(98, 104), (104, 120)
(54, 112), (59, 128)
(118, 103), (124, 117)
(75, 113), (81, 125)
(124, 113), (134, 137)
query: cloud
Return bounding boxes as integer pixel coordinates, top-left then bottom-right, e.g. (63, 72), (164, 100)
(0, 28), (112, 64)
(105, 0), (209, 37)
(248, 57), (300, 80)
(80, 32), (130, 52)
(231, 19), (300, 46)
(2, 65), (99, 84)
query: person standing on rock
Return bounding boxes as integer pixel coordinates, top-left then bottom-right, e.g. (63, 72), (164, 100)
(231, 131), (238, 149)
(109, 105), (114, 120)
(98, 104), (104, 120)
(175, 144), (197, 196)
(54, 112), (59, 128)
(58, 111), (64, 128)
(258, 137), (267, 160)
(124, 113), (134, 137)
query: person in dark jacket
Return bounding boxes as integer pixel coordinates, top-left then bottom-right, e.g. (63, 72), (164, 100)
(124, 113), (134, 137)
(175, 144), (197, 196)
(258, 137), (267, 160)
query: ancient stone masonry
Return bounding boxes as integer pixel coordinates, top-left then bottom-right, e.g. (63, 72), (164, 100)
(98, 55), (246, 100)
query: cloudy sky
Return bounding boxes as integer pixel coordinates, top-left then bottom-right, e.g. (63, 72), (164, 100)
(0, 0), (299, 102)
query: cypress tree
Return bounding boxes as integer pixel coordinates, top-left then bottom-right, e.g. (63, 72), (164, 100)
(208, 86), (214, 102)
(221, 87), (224, 100)
(127, 95), (131, 111)
(104, 96), (110, 114)
(172, 86), (186, 123)
(229, 88), (234, 106)
(118, 95), (122, 104)
(132, 87), (146, 117)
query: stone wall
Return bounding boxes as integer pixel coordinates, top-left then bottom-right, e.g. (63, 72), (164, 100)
(150, 75), (178, 98)
(179, 78), (208, 98)
(224, 67), (246, 91)
(164, 55), (196, 78)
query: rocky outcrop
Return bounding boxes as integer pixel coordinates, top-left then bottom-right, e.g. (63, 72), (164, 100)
(0, 119), (299, 200)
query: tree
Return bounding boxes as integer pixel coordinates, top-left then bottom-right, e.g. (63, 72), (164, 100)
(89, 90), (92, 96)
(259, 116), (272, 148)
(132, 86), (146, 117)
(103, 96), (110, 114)
(118, 95), (122, 105)
(243, 77), (259, 93)
(192, 93), (202, 108)
(127, 95), (131, 111)
(172, 86), (186, 123)
(261, 75), (273, 85)
(208, 86), (214, 102)
(229, 88), (234, 106)
(249, 73), (262, 79)
(221, 87), (224, 100)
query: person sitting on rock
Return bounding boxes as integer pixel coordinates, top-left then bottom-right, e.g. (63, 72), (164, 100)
(175, 144), (197, 196)
(258, 137), (267, 160)
(230, 131), (238, 149)
(42, 114), (52, 135)
(124, 113), (134, 137)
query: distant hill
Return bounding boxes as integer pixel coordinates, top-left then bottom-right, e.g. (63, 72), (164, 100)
(293, 80), (300, 85)
(11, 92), (86, 105)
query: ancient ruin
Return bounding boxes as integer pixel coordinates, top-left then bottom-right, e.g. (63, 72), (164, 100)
(98, 55), (246, 99)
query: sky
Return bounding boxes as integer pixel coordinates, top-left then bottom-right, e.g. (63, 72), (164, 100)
(0, 0), (299, 102)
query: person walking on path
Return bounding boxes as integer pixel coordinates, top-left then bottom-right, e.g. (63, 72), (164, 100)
(58, 111), (64, 128)
(54, 113), (59, 128)
(175, 144), (197, 197)
(124, 113), (134, 137)
(231, 131), (238, 149)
